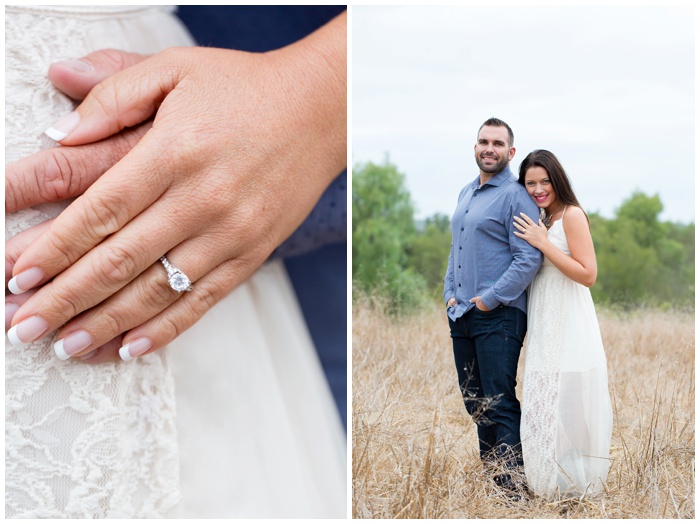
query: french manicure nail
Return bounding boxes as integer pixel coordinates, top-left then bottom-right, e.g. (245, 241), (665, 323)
(5, 303), (20, 332)
(8, 267), (45, 295)
(7, 316), (50, 346)
(54, 330), (93, 360)
(45, 111), (80, 141)
(54, 58), (93, 73)
(119, 337), (153, 362)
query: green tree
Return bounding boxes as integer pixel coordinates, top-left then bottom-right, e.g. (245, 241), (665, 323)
(591, 215), (659, 305)
(352, 159), (427, 312)
(590, 191), (694, 307)
(615, 191), (664, 248)
(406, 212), (452, 297)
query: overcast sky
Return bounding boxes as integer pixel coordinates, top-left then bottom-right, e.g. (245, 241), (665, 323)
(352, 5), (695, 223)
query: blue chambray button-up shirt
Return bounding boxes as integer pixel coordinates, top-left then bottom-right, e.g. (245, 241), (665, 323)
(443, 166), (543, 321)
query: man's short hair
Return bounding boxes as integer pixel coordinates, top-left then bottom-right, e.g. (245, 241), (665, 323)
(478, 117), (514, 148)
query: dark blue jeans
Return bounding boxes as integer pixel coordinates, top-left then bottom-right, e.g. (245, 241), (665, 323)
(449, 305), (526, 469)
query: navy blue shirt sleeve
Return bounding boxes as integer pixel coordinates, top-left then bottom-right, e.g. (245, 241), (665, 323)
(273, 170), (347, 258)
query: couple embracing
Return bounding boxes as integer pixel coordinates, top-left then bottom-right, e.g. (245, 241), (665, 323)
(444, 117), (613, 501)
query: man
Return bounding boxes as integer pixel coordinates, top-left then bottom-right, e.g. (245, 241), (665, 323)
(443, 117), (542, 494)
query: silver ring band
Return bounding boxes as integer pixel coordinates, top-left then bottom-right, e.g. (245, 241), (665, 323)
(160, 256), (193, 292)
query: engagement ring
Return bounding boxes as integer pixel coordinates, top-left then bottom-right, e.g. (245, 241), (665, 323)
(160, 256), (193, 292)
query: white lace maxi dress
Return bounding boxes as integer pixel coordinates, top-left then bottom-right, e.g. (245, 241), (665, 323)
(520, 207), (613, 499)
(5, 6), (345, 518)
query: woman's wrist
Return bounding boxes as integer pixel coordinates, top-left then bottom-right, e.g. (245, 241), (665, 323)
(267, 13), (347, 186)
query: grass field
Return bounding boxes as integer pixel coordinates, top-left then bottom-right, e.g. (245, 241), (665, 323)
(352, 300), (694, 519)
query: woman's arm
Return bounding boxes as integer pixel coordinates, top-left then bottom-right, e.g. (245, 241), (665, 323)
(513, 206), (597, 287)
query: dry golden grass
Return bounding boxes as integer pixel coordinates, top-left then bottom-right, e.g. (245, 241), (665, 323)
(352, 299), (694, 518)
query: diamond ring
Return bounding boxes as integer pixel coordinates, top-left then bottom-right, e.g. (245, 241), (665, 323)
(160, 256), (193, 292)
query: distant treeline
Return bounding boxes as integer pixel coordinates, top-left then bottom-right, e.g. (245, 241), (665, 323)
(352, 159), (694, 313)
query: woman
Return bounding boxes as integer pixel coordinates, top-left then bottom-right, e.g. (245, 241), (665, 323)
(5, 5), (345, 518)
(513, 149), (612, 499)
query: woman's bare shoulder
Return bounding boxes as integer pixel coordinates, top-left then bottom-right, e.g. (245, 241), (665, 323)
(564, 205), (587, 222)
(563, 205), (590, 232)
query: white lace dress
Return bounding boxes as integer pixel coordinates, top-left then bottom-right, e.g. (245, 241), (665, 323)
(5, 6), (345, 519)
(520, 207), (613, 499)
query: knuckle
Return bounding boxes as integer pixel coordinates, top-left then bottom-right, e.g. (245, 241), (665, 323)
(89, 80), (118, 117)
(40, 149), (85, 201)
(142, 271), (177, 309)
(160, 314), (184, 342)
(5, 170), (21, 213)
(45, 226), (80, 267)
(159, 126), (204, 167)
(99, 48), (130, 72)
(193, 281), (221, 313)
(79, 192), (130, 240)
(98, 309), (123, 337)
(89, 80), (141, 132)
(45, 283), (80, 322)
(94, 244), (140, 288)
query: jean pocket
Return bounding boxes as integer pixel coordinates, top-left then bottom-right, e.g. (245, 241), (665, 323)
(473, 305), (502, 317)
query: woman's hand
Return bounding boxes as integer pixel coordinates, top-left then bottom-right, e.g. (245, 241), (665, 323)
(513, 212), (548, 250)
(6, 13), (346, 363)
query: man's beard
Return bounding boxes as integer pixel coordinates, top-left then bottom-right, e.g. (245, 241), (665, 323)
(476, 154), (509, 174)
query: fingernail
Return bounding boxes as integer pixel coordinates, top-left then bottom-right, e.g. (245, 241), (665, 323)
(45, 111), (80, 141)
(119, 337), (152, 362)
(54, 58), (93, 73)
(8, 267), (45, 294)
(5, 303), (20, 332)
(54, 329), (93, 360)
(7, 315), (50, 346)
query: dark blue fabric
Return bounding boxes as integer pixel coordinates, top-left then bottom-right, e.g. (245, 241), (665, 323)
(273, 170), (346, 259)
(176, 6), (346, 52)
(175, 6), (347, 428)
(449, 306), (526, 468)
(285, 244), (346, 427)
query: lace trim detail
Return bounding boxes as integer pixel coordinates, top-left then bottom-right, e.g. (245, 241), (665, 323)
(6, 9), (182, 518)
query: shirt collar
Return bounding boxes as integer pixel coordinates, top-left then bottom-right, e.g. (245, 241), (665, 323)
(471, 165), (514, 189)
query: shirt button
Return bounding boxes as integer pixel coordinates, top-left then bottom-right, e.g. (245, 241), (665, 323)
(459, 283), (461, 287)
(459, 246), (462, 250)
(458, 265), (461, 269)
(465, 210), (469, 214)
(460, 227), (464, 231)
